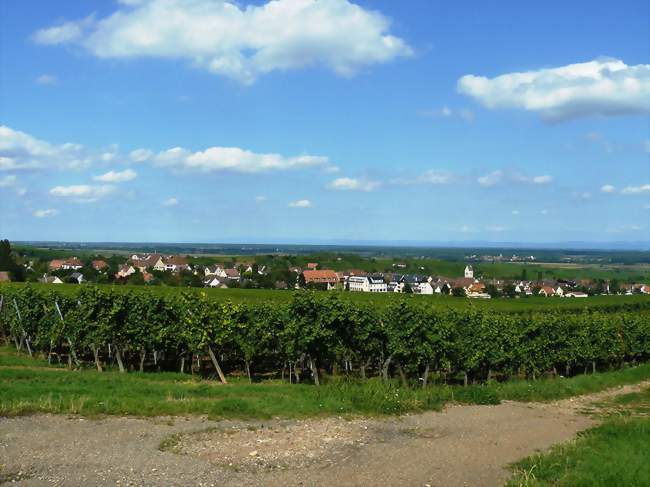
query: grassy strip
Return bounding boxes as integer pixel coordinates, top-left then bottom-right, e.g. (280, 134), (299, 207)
(493, 365), (650, 403)
(2, 347), (650, 419)
(506, 386), (650, 487)
(3, 282), (650, 312)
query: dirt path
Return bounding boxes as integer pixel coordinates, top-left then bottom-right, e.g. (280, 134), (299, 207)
(1, 381), (648, 487)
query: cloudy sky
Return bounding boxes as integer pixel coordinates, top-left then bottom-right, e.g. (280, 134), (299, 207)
(1, 0), (649, 244)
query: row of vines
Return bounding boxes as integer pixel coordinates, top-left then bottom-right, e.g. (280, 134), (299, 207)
(1, 286), (649, 386)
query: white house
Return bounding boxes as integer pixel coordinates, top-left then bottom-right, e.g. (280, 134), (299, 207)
(348, 276), (387, 293)
(464, 265), (474, 279)
(116, 265), (136, 279)
(418, 282), (434, 295)
(204, 276), (228, 288)
(565, 291), (588, 298)
(40, 275), (63, 284)
(204, 264), (224, 277)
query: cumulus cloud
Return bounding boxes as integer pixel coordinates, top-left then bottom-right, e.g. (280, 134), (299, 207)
(288, 199), (312, 208)
(458, 58), (650, 121)
(621, 184), (650, 194)
(35, 74), (58, 85)
(33, 0), (412, 84)
(150, 145), (331, 173)
(601, 184), (616, 193)
(392, 170), (454, 186)
(0, 175), (16, 187)
(33, 209), (59, 218)
(92, 169), (137, 182)
(477, 170), (552, 187)
(162, 197), (178, 206)
(327, 177), (381, 192)
(32, 16), (94, 44)
(49, 184), (116, 203)
(129, 148), (154, 162)
(0, 125), (332, 176)
(0, 125), (94, 171)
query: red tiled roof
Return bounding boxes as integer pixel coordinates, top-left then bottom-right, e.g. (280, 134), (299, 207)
(303, 269), (338, 283)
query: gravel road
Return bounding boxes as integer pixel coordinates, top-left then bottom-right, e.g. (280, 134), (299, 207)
(1, 382), (646, 487)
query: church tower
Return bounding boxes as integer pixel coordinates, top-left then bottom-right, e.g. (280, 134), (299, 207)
(464, 265), (474, 279)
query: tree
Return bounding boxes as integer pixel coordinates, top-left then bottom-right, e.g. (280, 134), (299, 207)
(451, 287), (466, 297)
(485, 284), (501, 298)
(0, 240), (24, 281)
(502, 283), (516, 298)
(403, 281), (413, 294)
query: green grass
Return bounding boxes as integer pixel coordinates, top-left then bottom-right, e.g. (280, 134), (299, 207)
(506, 386), (650, 486)
(3, 282), (649, 312)
(507, 418), (650, 487)
(493, 366), (650, 403)
(2, 346), (650, 419)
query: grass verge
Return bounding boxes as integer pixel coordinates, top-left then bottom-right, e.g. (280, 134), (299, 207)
(2, 346), (650, 419)
(506, 386), (650, 486)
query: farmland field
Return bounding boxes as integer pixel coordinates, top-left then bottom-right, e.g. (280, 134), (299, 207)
(2, 281), (650, 311)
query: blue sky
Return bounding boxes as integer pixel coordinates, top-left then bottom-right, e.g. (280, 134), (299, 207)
(1, 0), (649, 244)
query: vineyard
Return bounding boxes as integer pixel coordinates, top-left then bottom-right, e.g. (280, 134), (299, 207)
(1, 285), (649, 387)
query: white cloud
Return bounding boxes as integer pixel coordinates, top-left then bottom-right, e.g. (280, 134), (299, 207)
(33, 209), (60, 218)
(49, 184), (116, 203)
(33, 16), (94, 44)
(601, 184), (616, 193)
(327, 177), (381, 192)
(255, 195), (267, 202)
(511, 210), (520, 215)
(540, 209), (549, 215)
(530, 175), (552, 184)
(93, 169), (137, 182)
(129, 148), (154, 162)
(16, 188), (27, 197)
(162, 197), (179, 206)
(458, 58), (650, 121)
(35, 74), (58, 85)
(418, 107), (475, 122)
(153, 145), (331, 173)
(644, 140), (650, 154)
(288, 199), (312, 208)
(392, 170), (454, 186)
(478, 170), (552, 187)
(0, 125), (94, 171)
(1, 125), (330, 176)
(621, 184), (650, 195)
(607, 224), (643, 234)
(477, 170), (503, 187)
(33, 0), (412, 84)
(0, 175), (16, 187)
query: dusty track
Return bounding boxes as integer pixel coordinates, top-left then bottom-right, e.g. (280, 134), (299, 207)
(1, 381), (648, 487)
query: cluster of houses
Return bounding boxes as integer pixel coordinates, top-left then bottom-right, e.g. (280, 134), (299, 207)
(301, 265), (650, 298)
(31, 256), (650, 298)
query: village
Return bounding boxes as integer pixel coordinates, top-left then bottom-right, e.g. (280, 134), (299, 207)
(14, 252), (649, 299)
